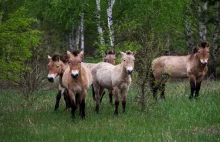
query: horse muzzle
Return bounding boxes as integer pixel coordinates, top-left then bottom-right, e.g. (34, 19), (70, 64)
(48, 77), (54, 82)
(200, 62), (208, 66)
(71, 74), (79, 78)
(126, 70), (133, 74)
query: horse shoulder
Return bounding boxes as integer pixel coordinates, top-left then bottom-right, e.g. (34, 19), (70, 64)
(81, 64), (93, 88)
(61, 67), (70, 89)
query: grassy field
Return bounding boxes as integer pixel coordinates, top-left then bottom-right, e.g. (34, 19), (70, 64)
(0, 80), (220, 142)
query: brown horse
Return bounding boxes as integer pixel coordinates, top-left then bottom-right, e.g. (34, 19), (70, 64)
(92, 51), (135, 115)
(100, 50), (116, 104)
(47, 54), (70, 110)
(151, 41), (210, 99)
(63, 50), (92, 119)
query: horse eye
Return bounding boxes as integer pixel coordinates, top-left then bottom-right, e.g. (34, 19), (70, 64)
(56, 66), (59, 68)
(124, 60), (125, 61)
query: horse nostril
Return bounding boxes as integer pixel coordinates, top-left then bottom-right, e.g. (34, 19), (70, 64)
(71, 74), (79, 78)
(201, 62), (207, 66)
(127, 70), (133, 74)
(48, 77), (54, 82)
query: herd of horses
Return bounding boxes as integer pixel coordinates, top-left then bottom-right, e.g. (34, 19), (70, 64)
(47, 41), (210, 119)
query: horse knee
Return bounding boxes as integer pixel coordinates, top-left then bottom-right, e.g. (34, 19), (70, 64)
(54, 90), (62, 111)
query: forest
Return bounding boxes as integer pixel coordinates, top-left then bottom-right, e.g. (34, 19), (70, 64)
(0, 0), (219, 87)
(0, 0), (220, 141)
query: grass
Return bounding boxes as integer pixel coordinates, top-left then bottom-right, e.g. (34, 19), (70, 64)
(0, 81), (220, 142)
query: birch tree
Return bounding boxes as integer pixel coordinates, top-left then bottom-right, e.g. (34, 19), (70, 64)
(199, 1), (208, 42)
(96, 0), (105, 45)
(107, 0), (115, 47)
(80, 12), (84, 53)
(212, 1), (219, 77)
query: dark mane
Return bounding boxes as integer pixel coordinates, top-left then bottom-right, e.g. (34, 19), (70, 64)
(51, 54), (61, 61)
(60, 55), (68, 63)
(200, 41), (209, 48)
(125, 50), (132, 55)
(106, 50), (115, 55)
(71, 50), (81, 57)
(51, 54), (68, 63)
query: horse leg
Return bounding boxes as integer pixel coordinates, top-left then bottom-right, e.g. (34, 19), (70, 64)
(109, 90), (113, 105)
(160, 83), (166, 99)
(69, 90), (77, 119)
(79, 90), (87, 119)
(100, 89), (105, 104)
(121, 89), (127, 113)
(54, 90), (62, 111)
(195, 81), (201, 99)
(189, 78), (196, 99)
(113, 88), (119, 115)
(63, 89), (71, 109)
(93, 84), (100, 113)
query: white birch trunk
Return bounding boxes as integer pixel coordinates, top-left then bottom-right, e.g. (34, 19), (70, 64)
(199, 2), (208, 42)
(213, 1), (219, 61)
(107, 0), (115, 47)
(96, 0), (105, 45)
(185, 20), (193, 49)
(212, 1), (219, 77)
(80, 12), (84, 53)
(75, 25), (80, 50)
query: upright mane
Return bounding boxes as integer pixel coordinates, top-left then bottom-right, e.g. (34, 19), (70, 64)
(125, 50), (132, 55)
(106, 50), (115, 55)
(200, 41), (209, 48)
(51, 54), (68, 63)
(51, 54), (61, 62)
(71, 50), (81, 57)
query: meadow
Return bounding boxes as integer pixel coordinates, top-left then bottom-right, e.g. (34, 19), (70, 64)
(0, 80), (219, 142)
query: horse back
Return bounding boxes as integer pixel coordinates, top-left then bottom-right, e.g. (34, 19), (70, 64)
(92, 62), (114, 89)
(152, 55), (190, 79)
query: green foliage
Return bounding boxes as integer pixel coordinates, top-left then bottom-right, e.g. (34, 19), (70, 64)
(0, 7), (42, 83)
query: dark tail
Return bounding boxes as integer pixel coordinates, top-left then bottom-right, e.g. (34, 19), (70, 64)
(92, 85), (96, 101)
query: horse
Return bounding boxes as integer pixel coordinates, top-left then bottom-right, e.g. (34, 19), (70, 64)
(92, 51), (135, 115)
(63, 50), (93, 119)
(151, 41), (210, 100)
(99, 50), (116, 104)
(47, 54), (70, 110)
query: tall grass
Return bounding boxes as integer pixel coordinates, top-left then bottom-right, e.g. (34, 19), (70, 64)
(0, 81), (219, 142)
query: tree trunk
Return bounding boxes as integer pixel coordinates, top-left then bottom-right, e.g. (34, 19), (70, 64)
(75, 25), (80, 50)
(199, 1), (208, 42)
(107, 0), (115, 47)
(185, 20), (193, 50)
(96, 0), (105, 45)
(80, 12), (84, 53)
(212, 1), (219, 78)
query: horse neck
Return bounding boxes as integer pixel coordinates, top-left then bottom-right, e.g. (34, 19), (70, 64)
(116, 63), (130, 79)
(191, 54), (206, 70)
(60, 62), (68, 74)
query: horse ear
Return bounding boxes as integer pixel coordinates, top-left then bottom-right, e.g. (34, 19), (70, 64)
(79, 50), (84, 58)
(193, 47), (198, 53)
(120, 51), (125, 56)
(67, 51), (71, 57)
(48, 55), (51, 59)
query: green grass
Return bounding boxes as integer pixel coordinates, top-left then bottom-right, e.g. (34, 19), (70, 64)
(0, 81), (220, 142)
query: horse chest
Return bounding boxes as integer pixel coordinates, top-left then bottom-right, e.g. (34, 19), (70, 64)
(72, 83), (82, 93)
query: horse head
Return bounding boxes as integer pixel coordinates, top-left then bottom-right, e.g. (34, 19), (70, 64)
(67, 50), (83, 78)
(104, 50), (116, 65)
(195, 41), (210, 66)
(120, 50), (135, 74)
(47, 54), (63, 82)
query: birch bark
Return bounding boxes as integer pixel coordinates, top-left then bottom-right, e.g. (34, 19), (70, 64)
(107, 0), (115, 47)
(96, 0), (105, 45)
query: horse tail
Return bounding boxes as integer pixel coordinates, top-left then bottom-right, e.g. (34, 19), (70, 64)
(149, 68), (156, 91)
(92, 84), (96, 101)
